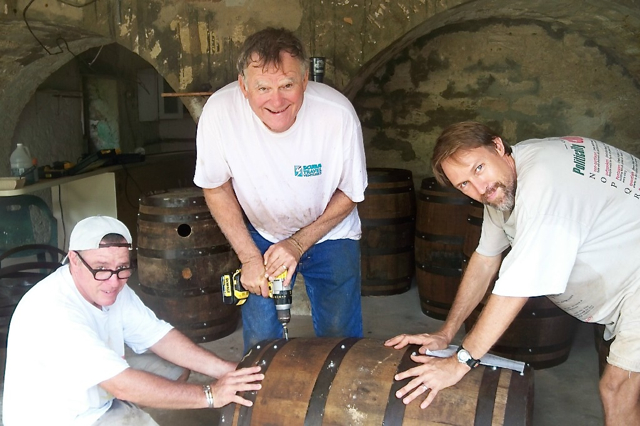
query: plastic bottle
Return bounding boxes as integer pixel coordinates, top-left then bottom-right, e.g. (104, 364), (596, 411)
(10, 143), (33, 179)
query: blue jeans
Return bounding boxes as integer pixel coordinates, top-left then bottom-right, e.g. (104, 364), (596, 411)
(242, 226), (363, 353)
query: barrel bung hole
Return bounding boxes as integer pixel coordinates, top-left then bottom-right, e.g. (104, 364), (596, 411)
(177, 223), (192, 237)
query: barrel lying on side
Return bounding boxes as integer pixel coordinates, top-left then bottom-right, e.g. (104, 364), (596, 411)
(136, 187), (240, 343)
(359, 168), (416, 296)
(220, 338), (533, 426)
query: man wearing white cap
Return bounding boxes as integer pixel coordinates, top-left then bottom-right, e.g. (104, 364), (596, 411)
(2, 216), (263, 426)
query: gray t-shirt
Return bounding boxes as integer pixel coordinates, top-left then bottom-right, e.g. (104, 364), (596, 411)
(477, 136), (640, 339)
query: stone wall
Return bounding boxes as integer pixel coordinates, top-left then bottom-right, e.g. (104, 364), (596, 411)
(0, 0), (638, 179)
(353, 18), (640, 186)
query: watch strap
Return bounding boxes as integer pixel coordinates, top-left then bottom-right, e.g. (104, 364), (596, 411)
(456, 345), (481, 368)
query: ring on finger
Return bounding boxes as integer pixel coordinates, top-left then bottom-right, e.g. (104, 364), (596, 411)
(422, 384), (429, 391)
(282, 265), (288, 270)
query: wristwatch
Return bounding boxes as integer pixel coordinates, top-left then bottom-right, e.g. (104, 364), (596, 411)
(456, 345), (480, 368)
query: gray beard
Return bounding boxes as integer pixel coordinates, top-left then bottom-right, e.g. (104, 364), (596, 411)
(483, 181), (516, 212)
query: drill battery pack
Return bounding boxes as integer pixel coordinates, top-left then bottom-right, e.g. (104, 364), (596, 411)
(221, 269), (249, 306)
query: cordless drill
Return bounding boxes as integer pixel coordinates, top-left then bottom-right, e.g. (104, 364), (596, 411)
(221, 269), (292, 340)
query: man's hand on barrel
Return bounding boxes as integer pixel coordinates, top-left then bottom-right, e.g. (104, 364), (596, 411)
(384, 331), (449, 353)
(393, 355), (469, 409)
(263, 238), (302, 286)
(211, 365), (264, 408)
(240, 257), (271, 298)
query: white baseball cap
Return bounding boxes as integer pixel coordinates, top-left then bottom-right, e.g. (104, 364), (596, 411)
(68, 215), (132, 251)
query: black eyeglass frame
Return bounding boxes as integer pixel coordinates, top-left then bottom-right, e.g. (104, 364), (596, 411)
(74, 251), (134, 281)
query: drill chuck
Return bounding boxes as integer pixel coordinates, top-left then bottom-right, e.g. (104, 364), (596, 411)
(271, 271), (292, 325)
(276, 309), (291, 324)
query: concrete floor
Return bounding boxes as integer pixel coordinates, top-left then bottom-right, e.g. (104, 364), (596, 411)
(0, 282), (604, 425)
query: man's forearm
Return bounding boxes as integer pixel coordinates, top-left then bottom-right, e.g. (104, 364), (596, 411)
(461, 294), (529, 358)
(289, 189), (356, 252)
(101, 368), (209, 410)
(440, 252), (502, 342)
(203, 182), (261, 264)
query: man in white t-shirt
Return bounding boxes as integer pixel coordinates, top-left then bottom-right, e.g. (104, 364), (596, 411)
(386, 122), (640, 425)
(194, 28), (367, 352)
(2, 216), (263, 426)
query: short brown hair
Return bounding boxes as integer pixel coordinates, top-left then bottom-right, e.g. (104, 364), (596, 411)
(99, 233), (130, 248)
(431, 121), (511, 186)
(237, 27), (308, 76)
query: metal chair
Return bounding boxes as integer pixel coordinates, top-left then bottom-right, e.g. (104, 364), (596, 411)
(0, 244), (66, 347)
(0, 195), (63, 347)
(0, 194), (58, 259)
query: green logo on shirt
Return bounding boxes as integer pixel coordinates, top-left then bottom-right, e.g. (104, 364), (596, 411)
(570, 144), (586, 176)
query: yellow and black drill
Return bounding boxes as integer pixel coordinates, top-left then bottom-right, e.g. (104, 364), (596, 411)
(221, 269), (292, 340)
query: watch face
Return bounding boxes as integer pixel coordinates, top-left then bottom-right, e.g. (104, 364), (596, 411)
(458, 349), (471, 362)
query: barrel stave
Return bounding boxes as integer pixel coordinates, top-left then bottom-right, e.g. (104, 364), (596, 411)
(323, 339), (403, 425)
(251, 339), (336, 425)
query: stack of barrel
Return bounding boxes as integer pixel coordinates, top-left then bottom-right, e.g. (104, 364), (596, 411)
(135, 187), (240, 343)
(359, 168), (416, 296)
(416, 178), (578, 369)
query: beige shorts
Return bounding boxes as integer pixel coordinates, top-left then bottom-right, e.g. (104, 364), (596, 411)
(606, 289), (640, 372)
(93, 400), (159, 426)
(125, 348), (186, 381)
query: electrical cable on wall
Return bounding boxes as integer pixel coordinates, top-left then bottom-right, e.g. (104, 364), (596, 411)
(57, 184), (67, 253)
(121, 164), (143, 210)
(23, 0), (101, 56)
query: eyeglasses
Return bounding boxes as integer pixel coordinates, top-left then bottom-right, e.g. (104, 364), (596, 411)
(74, 251), (134, 281)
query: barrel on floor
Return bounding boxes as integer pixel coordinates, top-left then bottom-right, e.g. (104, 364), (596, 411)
(359, 168), (416, 296)
(465, 296), (579, 369)
(136, 187), (240, 343)
(415, 177), (474, 319)
(463, 200), (578, 369)
(220, 337), (533, 425)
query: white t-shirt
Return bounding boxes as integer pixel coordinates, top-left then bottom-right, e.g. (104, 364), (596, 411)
(2, 266), (173, 426)
(476, 137), (640, 337)
(194, 81), (367, 243)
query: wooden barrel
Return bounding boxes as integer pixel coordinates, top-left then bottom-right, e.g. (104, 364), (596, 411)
(463, 200), (485, 260)
(465, 295), (578, 369)
(220, 338), (533, 425)
(415, 178), (473, 319)
(359, 168), (415, 296)
(136, 187), (240, 343)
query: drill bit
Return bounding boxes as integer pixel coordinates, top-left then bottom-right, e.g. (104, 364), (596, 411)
(282, 324), (289, 341)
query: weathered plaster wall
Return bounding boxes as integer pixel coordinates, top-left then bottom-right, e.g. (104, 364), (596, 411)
(0, 0), (639, 180)
(0, 18), (110, 174)
(11, 60), (84, 170)
(353, 19), (640, 185)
